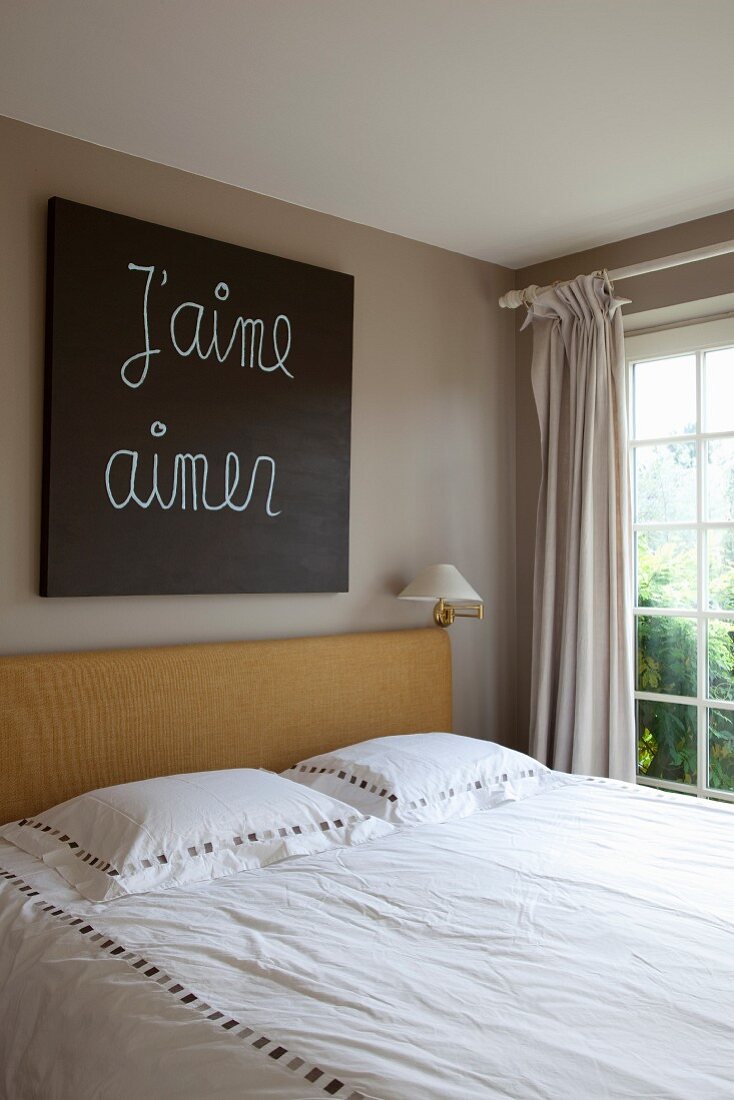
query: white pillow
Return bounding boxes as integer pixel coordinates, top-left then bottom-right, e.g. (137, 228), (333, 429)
(0, 768), (393, 902)
(284, 733), (556, 825)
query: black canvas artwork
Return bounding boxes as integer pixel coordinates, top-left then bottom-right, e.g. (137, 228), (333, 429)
(41, 199), (354, 596)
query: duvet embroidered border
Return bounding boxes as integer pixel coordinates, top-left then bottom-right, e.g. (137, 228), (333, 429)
(0, 867), (367, 1100)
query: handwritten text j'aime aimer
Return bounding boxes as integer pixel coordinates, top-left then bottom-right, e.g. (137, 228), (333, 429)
(105, 263), (291, 516)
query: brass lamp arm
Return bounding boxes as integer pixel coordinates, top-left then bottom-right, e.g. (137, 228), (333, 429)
(433, 599), (484, 628)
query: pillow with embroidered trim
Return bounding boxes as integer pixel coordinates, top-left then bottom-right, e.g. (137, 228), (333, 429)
(283, 733), (558, 825)
(0, 769), (393, 902)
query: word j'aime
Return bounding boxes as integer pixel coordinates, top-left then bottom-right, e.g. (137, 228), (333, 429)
(120, 264), (293, 388)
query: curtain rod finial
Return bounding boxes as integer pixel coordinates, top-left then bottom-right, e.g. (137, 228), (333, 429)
(499, 286), (539, 310)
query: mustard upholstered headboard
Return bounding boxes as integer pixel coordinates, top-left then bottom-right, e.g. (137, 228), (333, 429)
(0, 628), (451, 824)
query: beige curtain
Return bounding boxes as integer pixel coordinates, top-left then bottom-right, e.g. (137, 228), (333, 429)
(526, 273), (635, 781)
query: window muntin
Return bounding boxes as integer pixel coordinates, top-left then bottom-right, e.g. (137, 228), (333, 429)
(627, 318), (734, 802)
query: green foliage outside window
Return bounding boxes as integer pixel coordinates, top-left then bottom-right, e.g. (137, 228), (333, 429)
(636, 538), (734, 790)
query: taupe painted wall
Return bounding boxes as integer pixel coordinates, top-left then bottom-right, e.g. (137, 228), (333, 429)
(514, 209), (734, 748)
(0, 116), (517, 744)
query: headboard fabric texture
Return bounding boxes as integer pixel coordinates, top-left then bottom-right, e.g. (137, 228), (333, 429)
(0, 628), (451, 823)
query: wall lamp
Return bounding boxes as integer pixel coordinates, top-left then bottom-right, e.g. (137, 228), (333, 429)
(398, 563), (484, 628)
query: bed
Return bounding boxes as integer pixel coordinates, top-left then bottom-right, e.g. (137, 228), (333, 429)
(1, 629), (732, 1099)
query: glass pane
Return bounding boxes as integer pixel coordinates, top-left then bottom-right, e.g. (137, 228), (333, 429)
(705, 346), (734, 433)
(637, 699), (697, 785)
(636, 529), (696, 608)
(634, 443), (696, 523)
(709, 709), (734, 792)
(632, 355), (696, 439)
(636, 615), (697, 697)
(708, 620), (734, 702)
(708, 529), (734, 611)
(706, 438), (734, 521)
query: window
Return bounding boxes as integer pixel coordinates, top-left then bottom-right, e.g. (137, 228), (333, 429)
(626, 317), (734, 803)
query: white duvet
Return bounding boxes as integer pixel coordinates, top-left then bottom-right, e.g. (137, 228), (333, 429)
(0, 776), (732, 1100)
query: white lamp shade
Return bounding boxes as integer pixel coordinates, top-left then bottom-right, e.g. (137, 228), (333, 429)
(398, 563), (482, 602)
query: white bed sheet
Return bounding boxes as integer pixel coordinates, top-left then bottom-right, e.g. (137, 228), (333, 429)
(1, 776), (732, 1100)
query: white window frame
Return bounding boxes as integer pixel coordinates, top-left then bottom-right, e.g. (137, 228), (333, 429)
(626, 316), (734, 804)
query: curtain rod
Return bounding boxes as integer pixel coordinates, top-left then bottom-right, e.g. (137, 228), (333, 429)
(498, 237), (734, 309)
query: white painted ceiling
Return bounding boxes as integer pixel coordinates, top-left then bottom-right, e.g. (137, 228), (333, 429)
(2, 0), (734, 268)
